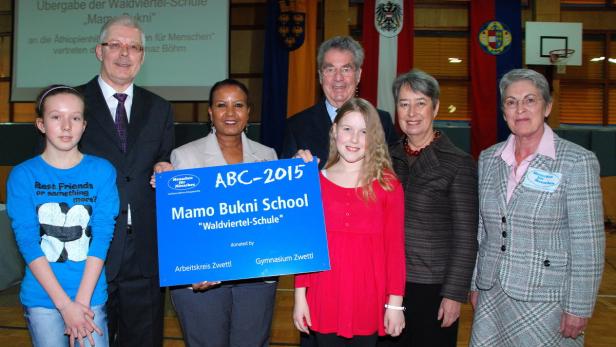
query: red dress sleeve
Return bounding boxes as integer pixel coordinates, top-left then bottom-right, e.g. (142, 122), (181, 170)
(383, 177), (406, 296)
(295, 272), (311, 288)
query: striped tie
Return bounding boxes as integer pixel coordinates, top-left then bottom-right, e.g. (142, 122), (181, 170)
(113, 93), (128, 153)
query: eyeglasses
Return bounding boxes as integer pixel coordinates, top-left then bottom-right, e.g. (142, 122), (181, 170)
(101, 41), (144, 54)
(503, 95), (541, 110)
(321, 65), (355, 77)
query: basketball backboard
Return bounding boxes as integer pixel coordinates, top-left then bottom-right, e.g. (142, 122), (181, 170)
(525, 22), (582, 66)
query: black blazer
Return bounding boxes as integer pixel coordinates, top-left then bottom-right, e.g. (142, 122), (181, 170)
(78, 77), (175, 280)
(281, 100), (398, 168)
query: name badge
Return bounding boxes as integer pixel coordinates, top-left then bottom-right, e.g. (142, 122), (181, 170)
(522, 168), (562, 193)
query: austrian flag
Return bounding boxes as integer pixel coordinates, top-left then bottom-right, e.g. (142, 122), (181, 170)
(360, 0), (414, 118)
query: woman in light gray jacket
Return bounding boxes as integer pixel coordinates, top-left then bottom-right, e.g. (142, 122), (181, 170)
(470, 69), (605, 347)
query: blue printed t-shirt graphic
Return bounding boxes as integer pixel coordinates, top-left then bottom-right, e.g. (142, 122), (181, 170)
(113, 93), (128, 152)
(38, 201), (92, 263)
(478, 20), (512, 55)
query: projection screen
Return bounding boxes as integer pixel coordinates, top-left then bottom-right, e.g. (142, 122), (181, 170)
(12, 0), (229, 101)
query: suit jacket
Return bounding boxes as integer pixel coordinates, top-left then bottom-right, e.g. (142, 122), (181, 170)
(170, 132), (277, 170)
(390, 133), (478, 303)
(78, 77), (175, 280)
(281, 99), (398, 168)
(472, 133), (605, 317)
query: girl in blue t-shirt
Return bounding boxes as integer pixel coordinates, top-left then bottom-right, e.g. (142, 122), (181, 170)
(7, 85), (119, 347)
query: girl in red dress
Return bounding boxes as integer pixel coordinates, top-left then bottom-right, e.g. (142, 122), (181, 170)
(293, 98), (406, 346)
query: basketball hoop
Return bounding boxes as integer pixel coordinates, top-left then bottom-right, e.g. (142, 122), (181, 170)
(549, 48), (575, 74)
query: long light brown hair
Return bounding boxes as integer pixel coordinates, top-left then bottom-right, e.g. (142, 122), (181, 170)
(324, 98), (395, 201)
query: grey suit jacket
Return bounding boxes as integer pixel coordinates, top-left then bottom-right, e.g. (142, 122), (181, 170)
(171, 132), (277, 170)
(472, 133), (605, 317)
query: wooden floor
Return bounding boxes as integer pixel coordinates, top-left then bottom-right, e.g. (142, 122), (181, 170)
(1, 228), (615, 347)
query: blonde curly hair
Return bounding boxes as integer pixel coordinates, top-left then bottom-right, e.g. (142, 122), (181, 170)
(324, 98), (395, 201)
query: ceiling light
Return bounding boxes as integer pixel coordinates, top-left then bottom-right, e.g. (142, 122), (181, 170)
(448, 57), (462, 63)
(589, 56), (605, 62)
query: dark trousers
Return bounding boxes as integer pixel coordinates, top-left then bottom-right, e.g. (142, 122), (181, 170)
(378, 282), (458, 347)
(170, 280), (277, 347)
(301, 332), (318, 347)
(107, 230), (165, 347)
(314, 332), (378, 347)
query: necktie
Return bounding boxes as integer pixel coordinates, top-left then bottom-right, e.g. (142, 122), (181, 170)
(113, 93), (128, 153)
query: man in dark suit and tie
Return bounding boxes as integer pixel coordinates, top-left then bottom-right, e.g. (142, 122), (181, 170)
(78, 15), (174, 347)
(282, 36), (398, 167)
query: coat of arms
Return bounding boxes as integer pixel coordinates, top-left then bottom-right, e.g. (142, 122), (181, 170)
(375, 0), (403, 37)
(478, 20), (512, 55)
(277, 0), (305, 51)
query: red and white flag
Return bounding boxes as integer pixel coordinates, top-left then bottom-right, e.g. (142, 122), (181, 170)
(360, 0), (414, 117)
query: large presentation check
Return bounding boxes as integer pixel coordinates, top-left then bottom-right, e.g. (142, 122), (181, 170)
(155, 159), (330, 286)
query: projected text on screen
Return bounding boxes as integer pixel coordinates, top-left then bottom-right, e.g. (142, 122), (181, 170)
(13, 0), (229, 101)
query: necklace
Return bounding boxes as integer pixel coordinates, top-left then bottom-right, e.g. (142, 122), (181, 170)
(403, 130), (440, 157)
